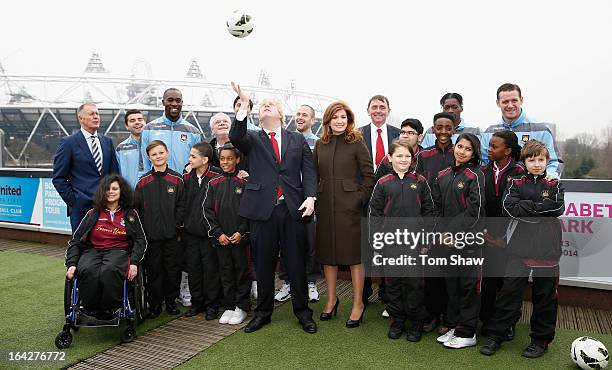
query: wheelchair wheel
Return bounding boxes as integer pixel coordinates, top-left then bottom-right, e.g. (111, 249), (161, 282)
(55, 330), (72, 349)
(121, 325), (137, 343)
(129, 272), (147, 323)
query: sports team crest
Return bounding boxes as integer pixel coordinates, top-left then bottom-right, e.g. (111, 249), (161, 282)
(167, 186), (175, 194)
(180, 133), (188, 142)
(522, 134), (530, 142)
(457, 181), (465, 189)
(120, 218), (125, 227)
(541, 190), (550, 198)
(235, 187), (243, 194)
(410, 183), (417, 189)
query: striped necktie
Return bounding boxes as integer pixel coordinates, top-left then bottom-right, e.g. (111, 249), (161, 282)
(90, 135), (103, 175)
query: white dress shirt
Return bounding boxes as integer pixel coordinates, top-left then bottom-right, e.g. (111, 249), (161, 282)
(80, 127), (103, 167)
(237, 108), (283, 158)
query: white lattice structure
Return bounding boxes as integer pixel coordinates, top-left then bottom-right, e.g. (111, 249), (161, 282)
(0, 56), (336, 168)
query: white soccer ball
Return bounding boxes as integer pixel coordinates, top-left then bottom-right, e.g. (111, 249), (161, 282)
(226, 10), (254, 38)
(571, 336), (609, 370)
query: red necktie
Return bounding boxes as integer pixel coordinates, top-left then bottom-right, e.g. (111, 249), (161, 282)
(375, 128), (385, 166)
(269, 132), (283, 199)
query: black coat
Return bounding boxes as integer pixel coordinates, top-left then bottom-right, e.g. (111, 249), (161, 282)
(229, 117), (317, 222)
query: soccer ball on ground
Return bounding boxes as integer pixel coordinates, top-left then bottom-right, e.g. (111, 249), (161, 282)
(227, 10), (254, 38)
(571, 336), (609, 369)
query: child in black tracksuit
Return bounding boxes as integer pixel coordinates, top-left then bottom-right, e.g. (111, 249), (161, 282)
(135, 140), (185, 318)
(431, 133), (485, 349)
(369, 140), (435, 342)
(204, 144), (251, 325)
(182, 142), (222, 319)
(415, 112), (456, 333)
(480, 130), (525, 333)
(481, 140), (565, 359)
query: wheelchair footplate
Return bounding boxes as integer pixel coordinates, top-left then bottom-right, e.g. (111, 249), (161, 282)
(75, 308), (122, 327)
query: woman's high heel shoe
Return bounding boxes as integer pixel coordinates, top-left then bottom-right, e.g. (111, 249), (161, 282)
(319, 298), (340, 321)
(345, 306), (366, 328)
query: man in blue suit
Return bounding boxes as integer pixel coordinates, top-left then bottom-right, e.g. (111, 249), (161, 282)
(229, 82), (317, 334)
(53, 103), (119, 231)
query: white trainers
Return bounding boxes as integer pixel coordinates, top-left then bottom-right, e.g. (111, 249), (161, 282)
(250, 281), (258, 300)
(437, 328), (455, 343)
(381, 309), (389, 318)
(179, 272), (191, 306)
(219, 310), (234, 324)
(308, 282), (319, 302)
(180, 295), (192, 307)
(444, 334), (477, 349)
(274, 282), (291, 302)
(228, 307), (247, 325)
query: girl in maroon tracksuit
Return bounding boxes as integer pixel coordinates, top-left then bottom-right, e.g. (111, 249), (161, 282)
(480, 130), (524, 332)
(369, 140), (436, 342)
(431, 133), (485, 349)
(65, 175), (147, 317)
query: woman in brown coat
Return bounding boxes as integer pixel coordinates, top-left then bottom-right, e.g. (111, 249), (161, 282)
(314, 101), (375, 327)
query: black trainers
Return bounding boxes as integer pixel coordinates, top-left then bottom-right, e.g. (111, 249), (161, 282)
(522, 341), (547, 358)
(166, 302), (181, 315)
(205, 307), (218, 321)
(480, 338), (502, 356)
(422, 316), (439, 333)
(406, 322), (423, 342)
(387, 320), (404, 339)
(147, 304), (162, 319)
(184, 306), (204, 317)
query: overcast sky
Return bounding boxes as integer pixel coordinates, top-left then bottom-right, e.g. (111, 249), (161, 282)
(2, 0), (611, 139)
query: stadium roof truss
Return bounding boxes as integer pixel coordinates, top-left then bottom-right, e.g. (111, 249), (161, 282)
(0, 74), (335, 167)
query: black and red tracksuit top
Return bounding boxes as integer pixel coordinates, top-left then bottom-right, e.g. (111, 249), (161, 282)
(135, 167), (185, 241)
(369, 171), (436, 218)
(183, 165), (221, 237)
(203, 171), (249, 242)
(481, 159), (525, 238)
(369, 171), (436, 234)
(415, 142), (454, 182)
(432, 163), (486, 236)
(502, 172), (565, 264)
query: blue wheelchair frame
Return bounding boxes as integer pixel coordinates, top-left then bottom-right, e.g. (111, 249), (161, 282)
(66, 276), (136, 325)
(55, 271), (145, 349)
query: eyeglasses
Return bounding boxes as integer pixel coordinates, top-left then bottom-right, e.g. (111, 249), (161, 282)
(400, 130), (419, 136)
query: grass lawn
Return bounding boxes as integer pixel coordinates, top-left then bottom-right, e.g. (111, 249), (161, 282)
(0, 250), (176, 369)
(179, 299), (612, 370)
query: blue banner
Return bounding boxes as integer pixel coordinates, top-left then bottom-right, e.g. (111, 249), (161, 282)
(41, 178), (71, 231)
(0, 177), (40, 224)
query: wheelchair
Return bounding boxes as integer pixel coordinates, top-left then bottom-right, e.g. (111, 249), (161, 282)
(54, 270), (147, 349)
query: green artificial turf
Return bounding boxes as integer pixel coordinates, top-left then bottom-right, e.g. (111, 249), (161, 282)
(0, 250), (176, 369)
(179, 299), (612, 370)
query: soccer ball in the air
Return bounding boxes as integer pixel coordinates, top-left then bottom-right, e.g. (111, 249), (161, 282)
(227, 10), (254, 38)
(571, 336), (609, 369)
